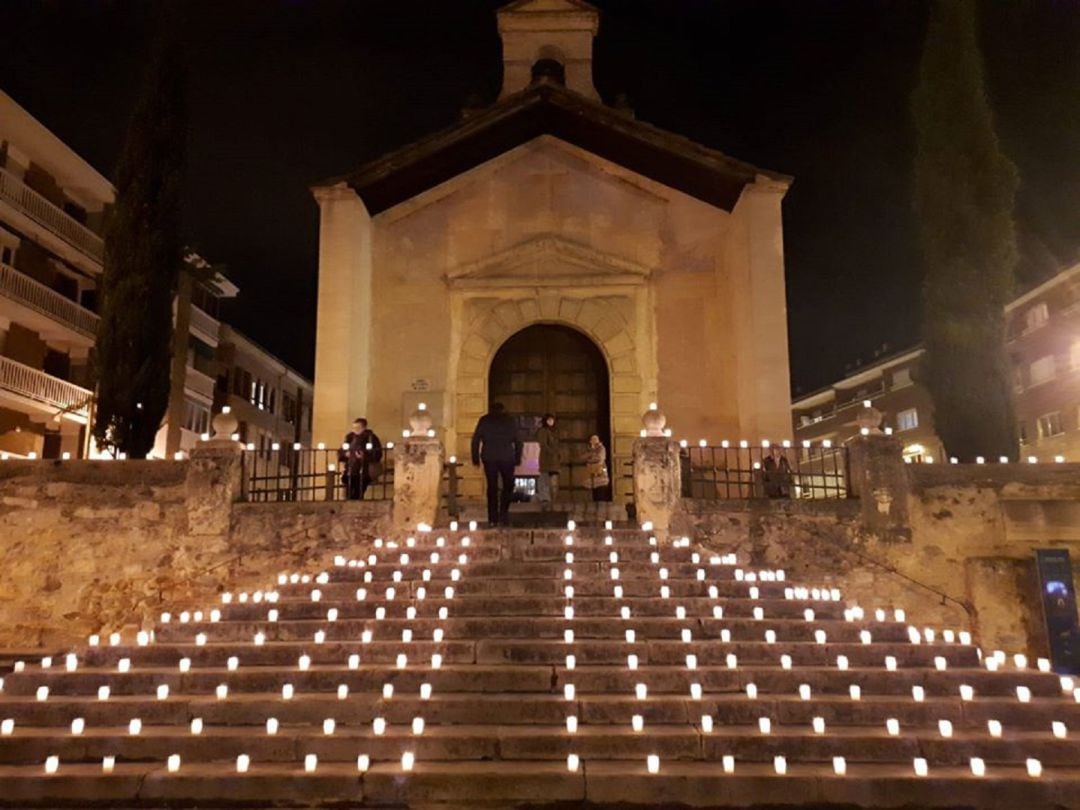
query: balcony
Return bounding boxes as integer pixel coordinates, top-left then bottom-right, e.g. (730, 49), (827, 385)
(0, 354), (92, 420)
(0, 166), (104, 264)
(0, 262), (99, 340)
(188, 303), (221, 345)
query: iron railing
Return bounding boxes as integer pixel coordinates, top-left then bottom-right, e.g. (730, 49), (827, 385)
(0, 166), (104, 263)
(240, 446), (395, 503)
(680, 443), (850, 500)
(0, 262), (99, 338)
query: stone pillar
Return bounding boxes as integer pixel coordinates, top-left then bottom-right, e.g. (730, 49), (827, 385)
(846, 420), (911, 541)
(393, 407), (444, 530)
(632, 407), (682, 537)
(185, 411), (243, 537)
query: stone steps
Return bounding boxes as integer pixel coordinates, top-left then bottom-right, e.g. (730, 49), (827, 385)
(0, 526), (1077, 807)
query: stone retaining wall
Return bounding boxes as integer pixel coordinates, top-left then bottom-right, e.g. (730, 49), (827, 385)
(676, 455), (1080, 656)
(0, 456), (389, 649)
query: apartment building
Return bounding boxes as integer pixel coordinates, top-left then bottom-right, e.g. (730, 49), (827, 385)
(794, 261), (1080, 462)
(792, 347), (944, 462)
(214, 324), (313, 451)
(0, 91), (111, 459)
(1006, 262), (1080, 460)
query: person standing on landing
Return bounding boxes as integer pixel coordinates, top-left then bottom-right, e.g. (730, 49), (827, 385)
(471, 402), (523, 526)
(338, 417), (382, 500)
(583, 433), (611, 502)
(534, 413), (560, 509)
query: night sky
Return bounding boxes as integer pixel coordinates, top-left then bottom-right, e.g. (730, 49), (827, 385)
(3, 0), (1078, 394)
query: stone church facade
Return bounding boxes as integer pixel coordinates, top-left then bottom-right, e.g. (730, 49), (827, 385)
(311, 0), (793, 499)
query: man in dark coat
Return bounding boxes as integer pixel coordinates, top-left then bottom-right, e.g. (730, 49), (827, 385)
(471, 402), (523, 526)
(338, 417), (383, 500)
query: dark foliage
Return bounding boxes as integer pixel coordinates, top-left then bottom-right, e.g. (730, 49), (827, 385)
(913, 0), (1019, 461)
(93, 5), (187, 457)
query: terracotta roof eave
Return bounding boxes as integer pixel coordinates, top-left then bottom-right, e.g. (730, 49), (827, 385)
(310, 84), (790, 212)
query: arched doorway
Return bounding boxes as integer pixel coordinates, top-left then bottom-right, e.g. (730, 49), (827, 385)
(488, 324), (611, 501)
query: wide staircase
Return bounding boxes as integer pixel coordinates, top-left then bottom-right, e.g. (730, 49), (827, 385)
(1, 526), (1079, 808)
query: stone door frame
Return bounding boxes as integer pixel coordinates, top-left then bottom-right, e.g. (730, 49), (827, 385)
(450, 289), (654, 502)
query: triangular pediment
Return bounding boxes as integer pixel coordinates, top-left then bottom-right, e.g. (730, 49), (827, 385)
(447, 234), (651, 289)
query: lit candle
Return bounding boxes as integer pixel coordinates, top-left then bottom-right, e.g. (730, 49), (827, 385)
(938, 719), (953, 738)
(635, 683), (647, 700)
(383, 684), (394, 699)
(44, 756), (59, 775)
(305, 754), (317, 773)
(566, 716), (578, 733)
(129, 718), (142, 736)
(1027, 758), (1043, 777)
(759, 717), (772, 735)
(168, 754), (181, 773)
(632, 715), (644, 732)
(773, 755), (786, 775)
(701, 715), (714, 733)
(647, 754), (660, 774)
(282, 684), (294, 700)
(373, 718), (386, 735)
(102, 756), (115, 773)
(237, 754), (250, 773)
(722, 755), (735, 773)
(402, 751), (415, 771)
(323, 718), (336, 735)
(266, 718), (279, 735)
(886, 718), (900, 736)
(357, 754), (370, 772)
(987, 719), (1002, 738)
(813, 717), (826, 734)
(338, 684), (349, 700)
(70, 718), (85, 736)
(567, 753), (580, 772)
(833, 756), (847, 776)
(913, 758), (928, 777)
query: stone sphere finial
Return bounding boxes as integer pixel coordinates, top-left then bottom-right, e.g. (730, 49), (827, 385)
(211, 407), (239, 441)
(642, 403), (666, 437)
(855, 400), (884, 434)
(409, 403), (433, 435)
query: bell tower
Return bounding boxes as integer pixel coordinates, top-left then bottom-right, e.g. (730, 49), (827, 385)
(496, 0), (600, 101)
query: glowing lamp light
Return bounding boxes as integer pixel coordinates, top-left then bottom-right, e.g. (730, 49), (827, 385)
(625, 629), (636, 643)
(118, 658), (131, 673)
(216, 684), (229, 700)
(833, 756), (847, 776)
(282, 684), (295, 700)
(565, 685), (576, 703)
(70, 718), (85, 736)
(836, 656), (849, 671)
(690, 683), (703, 700)
(323, 718), (336, 735)
(746, 683), (758, 700)
(885, 656), (897, 671)
(266, 718), (279, 735)
(236, 754), (250, 773)
(686, 654), (698, 670)
(1017, 686), (1032, 703)
(723, 755), (735, 774)
(0, 720), (13, 735)
(886, 718), (900, 736)
(627, 654), (639, 670)
(567, 753), (580, 772)
(383, 684), (394, 699)
(647, 755), (660, 774)
(912, 686), (925, 702)
(702, 715), (714, 733)
(758, 717), (772, 735)
(128, 718), (142, 736)
(1027, 758), (1043, 777)
(102, 756), (115, 773)
(774, 755), (787, 775)
(44, 756), (59, 775)
(813, 716), (826, 734)
(357, 755), (370, 773)
(305, 754), (318, 773)
(396, 654), (407, 669)
(168, 754), (181, 773)
(566, 716), (578, 733)
(228, 656), (239, 671)
(726, 654), (738, 669)
(565, 630), (575, 643)
(1053, 721), (1068, 739)
(431, 653), (443, 669)
(799, 684), (812, 701)
(157, 684), (170, 700)
(849, 685), (862, 701)
(960, 684), (974, 701)
(913, 758), (928, 777)
(36, 686), (49, 702)
(565, 656), (576, 671)
(988, 719), (1003, 738)
(635, 683), (648, 700)
(632, 715), (644, 732)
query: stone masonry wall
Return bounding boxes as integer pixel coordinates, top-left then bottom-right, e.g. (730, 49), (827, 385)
(0, 459), (389, 650)
(677, 460), (1080, 657)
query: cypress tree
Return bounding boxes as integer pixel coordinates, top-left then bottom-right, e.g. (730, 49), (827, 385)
(93, 6), (187, 458)
(912, 0), (1019, 461)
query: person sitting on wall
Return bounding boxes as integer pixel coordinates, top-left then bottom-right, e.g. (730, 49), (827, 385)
(471, 402), (523, 526)
(338, 417), (383, 500)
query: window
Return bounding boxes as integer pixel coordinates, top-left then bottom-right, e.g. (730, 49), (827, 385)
(283, 393), (298, 425)
(1029, 355), (1057, 386)
(182, 400), (210, 435)
(896, 408), (919, 432)
(1038, 412), (1063, 439)
(1025, 302), (1049, 332)
(892, 368), (912, 388)
(0, 245), (12, 265)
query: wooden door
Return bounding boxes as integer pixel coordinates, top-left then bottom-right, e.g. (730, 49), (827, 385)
(488, 324), (610, 500)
